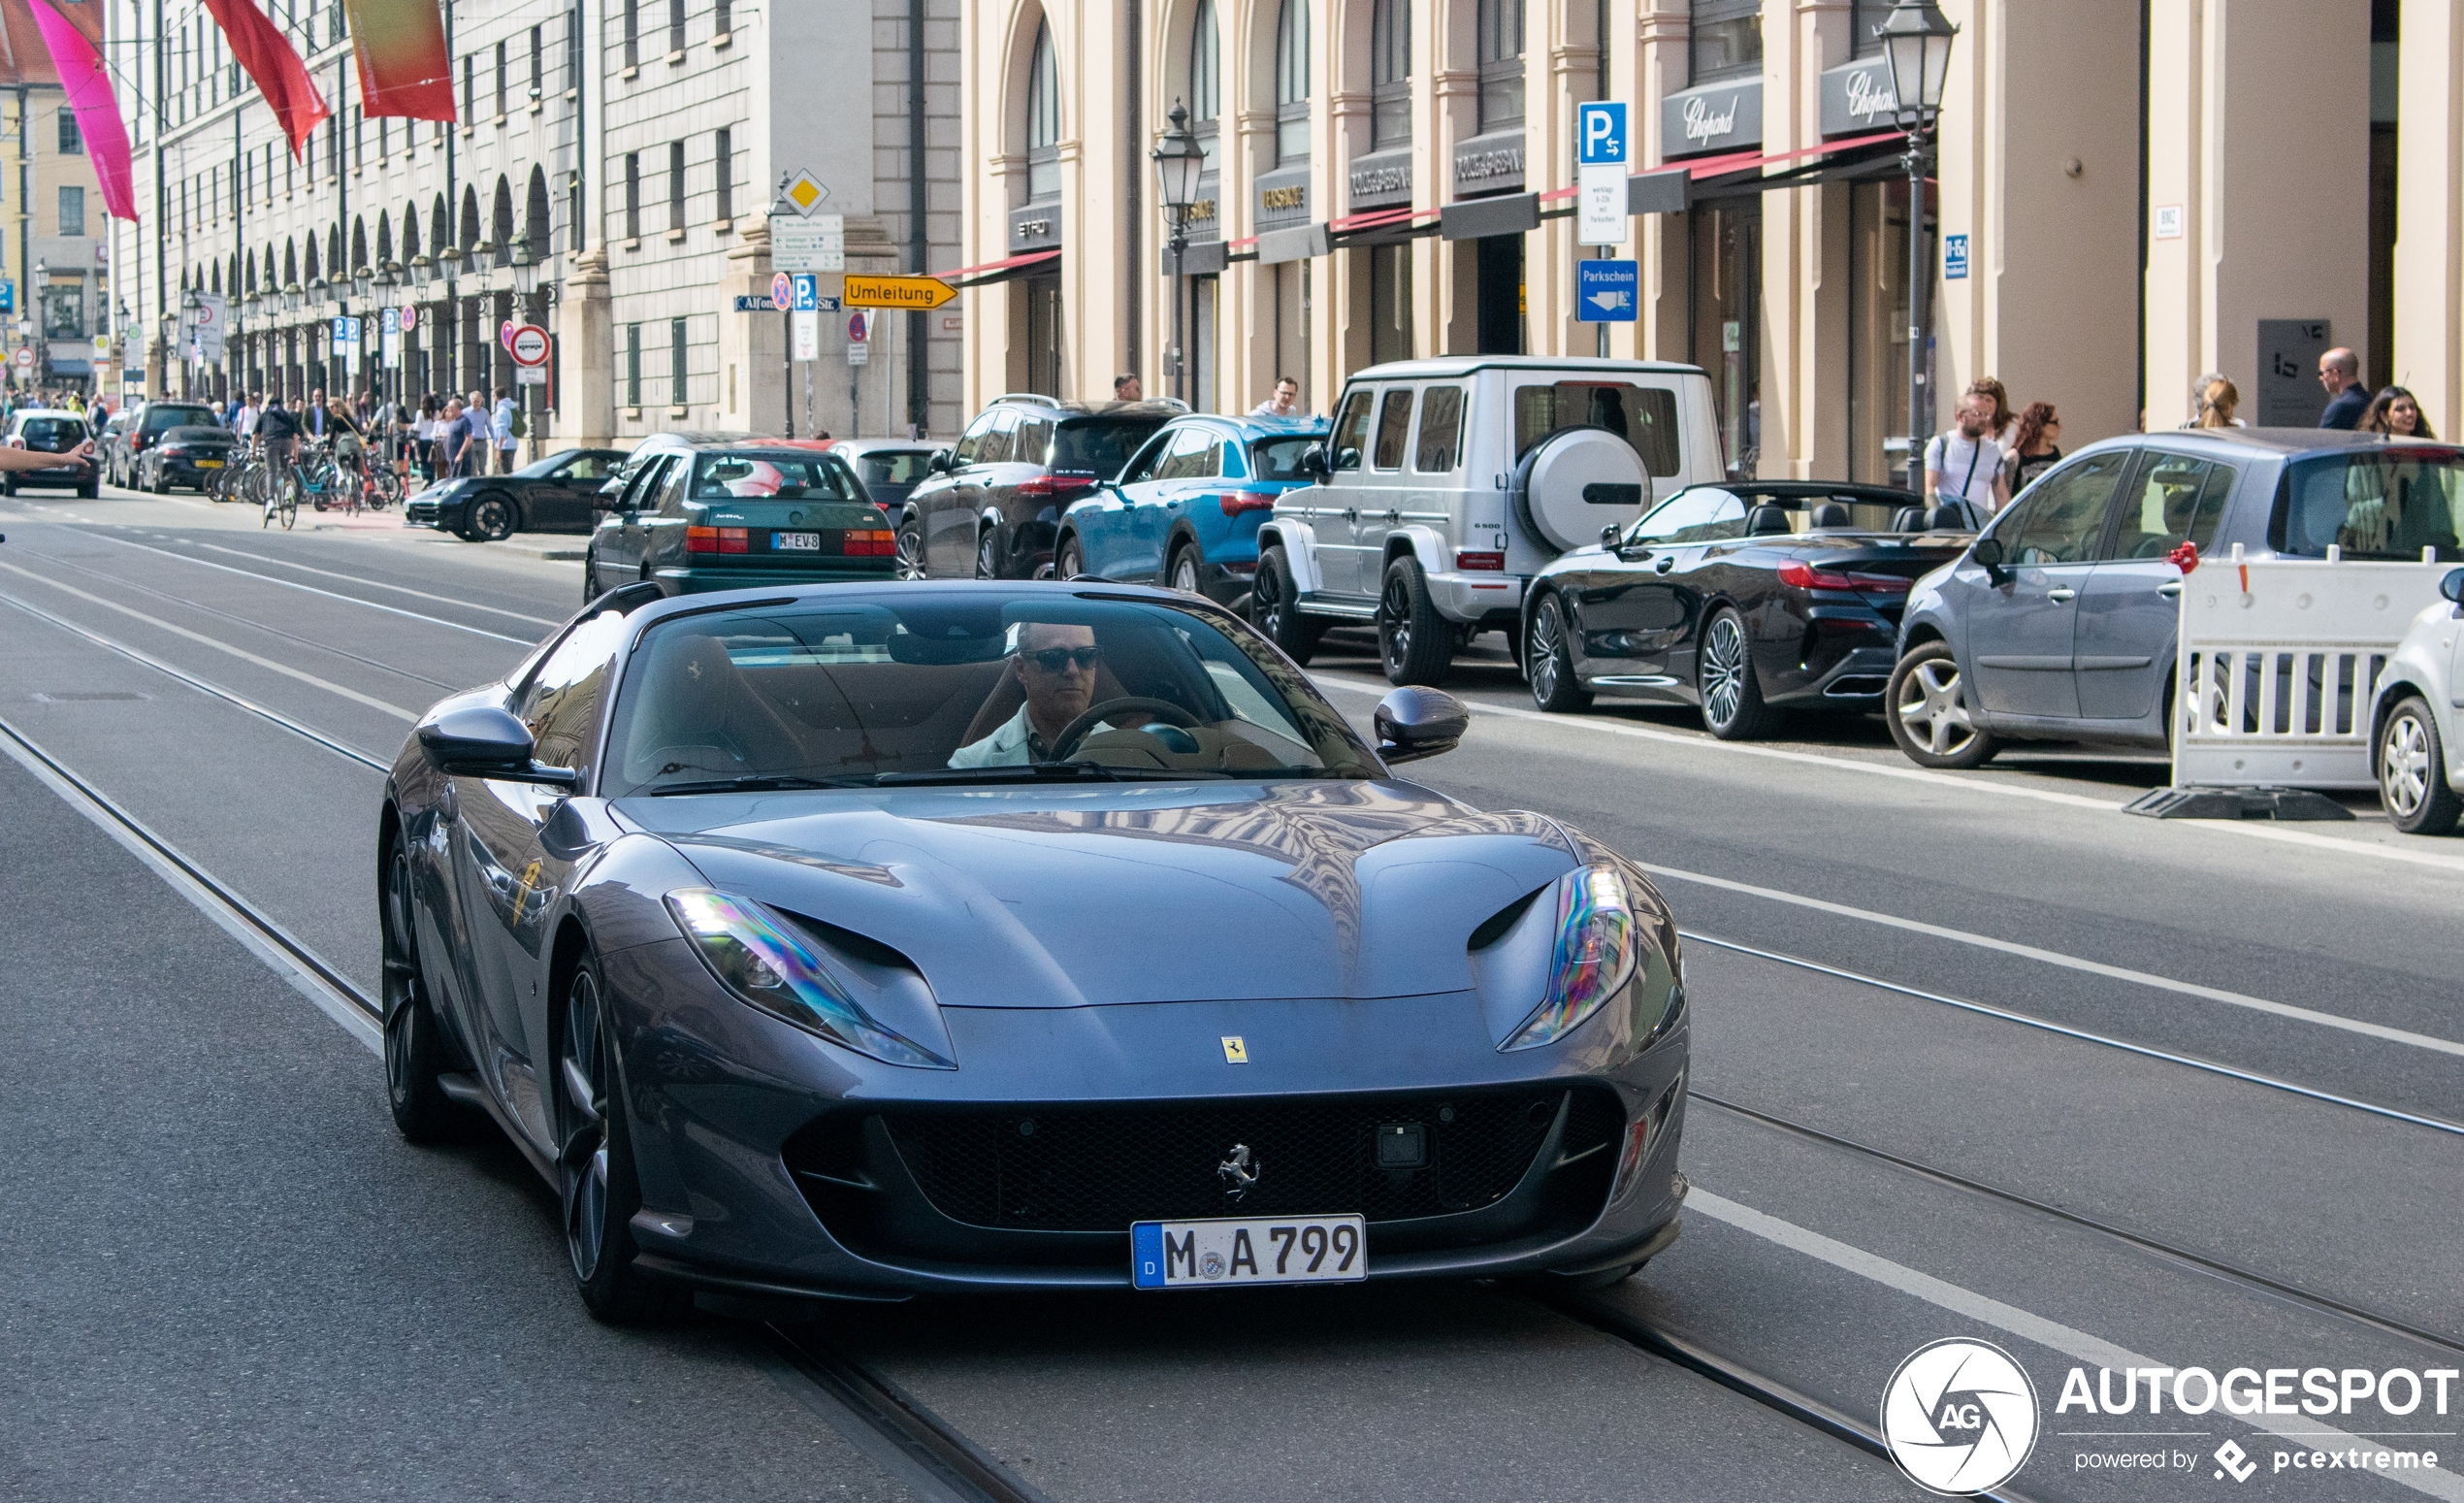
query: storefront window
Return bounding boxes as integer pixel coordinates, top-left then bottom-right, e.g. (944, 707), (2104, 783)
(1025, 22), (1060, 201)
(1691, 0), (1762, 83)
(42, 280), (85, 341)
(1848, 0), (1889, 56)
(1847, 178), (1933, 484)
(1371, 0), (1410, 148)
(1188, 0), (1219, 171)
(1690, 201), (1761, 477)
(1476, 0), (1523, 134)
(1275, 0), (1310, 164)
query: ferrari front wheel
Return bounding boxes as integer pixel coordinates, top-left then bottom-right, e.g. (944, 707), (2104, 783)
(382, 837), (466, 1144)
(557, 956), (686, 1323)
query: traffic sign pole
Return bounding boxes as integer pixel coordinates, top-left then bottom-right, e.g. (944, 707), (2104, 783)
(1576, 102), (1631, 359)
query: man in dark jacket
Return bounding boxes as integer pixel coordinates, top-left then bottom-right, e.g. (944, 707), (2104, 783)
(256, 396), (300, 520)
(2318, 348), (2368, 429)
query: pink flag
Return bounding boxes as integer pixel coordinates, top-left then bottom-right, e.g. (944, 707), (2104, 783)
(26, 1), (134, 220)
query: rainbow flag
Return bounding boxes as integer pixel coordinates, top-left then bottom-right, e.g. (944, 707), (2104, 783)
(26, 1), (133, 220)
(344, 0), (453, 121)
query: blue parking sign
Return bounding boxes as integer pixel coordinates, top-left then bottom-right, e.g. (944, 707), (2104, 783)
(1577, 102), (1629, 167)
(792, 274), (819, 312)
(1576, 259), (1638, 322)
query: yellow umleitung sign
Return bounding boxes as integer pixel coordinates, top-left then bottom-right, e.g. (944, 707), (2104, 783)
(843, 274), (959, 310)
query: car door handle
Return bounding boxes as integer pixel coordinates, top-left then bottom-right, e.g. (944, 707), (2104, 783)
(2156, 581), (2183, 598)
(1654, 556), (1674, 573)
(2045, 587), (2078, 603)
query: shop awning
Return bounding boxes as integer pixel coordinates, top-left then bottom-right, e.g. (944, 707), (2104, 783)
(1677, 129), (1911, 197)
(929, 248), (1061, 288)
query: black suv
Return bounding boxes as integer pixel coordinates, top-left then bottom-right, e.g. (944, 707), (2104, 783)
(898, 395), (1181, 578)
(117, 401), (220, 487)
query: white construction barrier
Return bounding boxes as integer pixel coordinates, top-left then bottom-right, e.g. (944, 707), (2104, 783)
(2173, 547), (2453, 789)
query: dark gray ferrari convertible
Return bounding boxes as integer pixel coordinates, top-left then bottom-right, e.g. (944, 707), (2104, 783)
(379, 580), (1689, 1319)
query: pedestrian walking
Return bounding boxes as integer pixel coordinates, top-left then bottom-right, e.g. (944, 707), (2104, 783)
(1924, 392), (2011, 523)
(2318, 347), (2368, 430)
(233, 392), (261, 441)
(1248, 376), (1303, 418)
(414, 395), (441, 483)
(2188, 374), (2244, 429)
(491, 387), (517, 473)
(1966, 376), (2019, 446)
(443, 398), (480, 478)
(2359, 385), (2438, 440)
(1113, 374), (1144, 402)
(2007, 402), (2063, 493)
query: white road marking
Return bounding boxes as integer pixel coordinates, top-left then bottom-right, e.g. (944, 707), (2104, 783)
(1687, 1189), (2464, 1501)
(1642, 862), (2464, 1059)
(62, 532), (538, 641)
(1310, 671), (2464, 874)
(190, 540), (564, 625)
(0, 558), (420, 721)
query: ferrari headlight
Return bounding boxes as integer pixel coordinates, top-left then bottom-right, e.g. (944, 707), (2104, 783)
(665, 888), (954, 1069)
(1502, 866), (1637, 1052)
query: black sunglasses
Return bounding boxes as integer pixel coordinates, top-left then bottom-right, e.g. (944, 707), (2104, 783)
(1023, 645), (1101, 672)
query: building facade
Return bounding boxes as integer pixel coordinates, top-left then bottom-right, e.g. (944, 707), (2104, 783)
(109, 0), (960, 442)
(959, 0), (2455, 477)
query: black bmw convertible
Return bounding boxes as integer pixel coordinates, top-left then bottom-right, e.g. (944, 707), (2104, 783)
(1521, 481), (1975, 738)
(381, 580), (1690, 1317)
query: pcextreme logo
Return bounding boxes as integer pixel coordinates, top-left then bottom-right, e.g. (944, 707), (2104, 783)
(1881, 1339), (2041, 1496)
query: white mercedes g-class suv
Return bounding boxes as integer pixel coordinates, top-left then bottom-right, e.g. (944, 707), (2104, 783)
(1249, 356), (1724, 684)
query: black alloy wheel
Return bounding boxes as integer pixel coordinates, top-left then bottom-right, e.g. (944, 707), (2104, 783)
(465, 494), (516, 542)
(1378, 556), (1456, 687)
(1251, 545), (1321, 666)
(894, 519), (927, 580)
(382, 836), (466, 1144)
(1697, 607), (1778, 740)
(1885, 640), (1998, 768)
(1055, 536), (1087, 580)
(1168, 545), (1202, 596)
(974, 526), (1001, 580)
(1526, 593), (1593, 712)
(556, 956), (686, 1323)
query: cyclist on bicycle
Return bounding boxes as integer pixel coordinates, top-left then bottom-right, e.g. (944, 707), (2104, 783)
(257, 395), (300, 522)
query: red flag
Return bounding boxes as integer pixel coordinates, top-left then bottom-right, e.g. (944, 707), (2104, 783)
(202, 0), (329, 157)
(343, 0), (453, 121)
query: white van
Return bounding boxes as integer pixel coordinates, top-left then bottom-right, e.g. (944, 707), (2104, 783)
(1250, 356), (1723, 684)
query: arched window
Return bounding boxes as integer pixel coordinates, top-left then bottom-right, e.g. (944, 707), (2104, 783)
(1188, 0), (1218, 169)
(1476, 0), (1523, 133)
(1025, 20), (1060, 200)
(1370, 0), (1410, 147)
(1274, 0), (1309, 164)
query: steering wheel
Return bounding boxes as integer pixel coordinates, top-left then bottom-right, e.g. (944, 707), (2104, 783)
(1049, 697), (1201, 761)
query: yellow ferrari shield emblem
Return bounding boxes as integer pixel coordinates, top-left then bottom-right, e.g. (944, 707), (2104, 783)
(1220, 1035), (1248, 1063)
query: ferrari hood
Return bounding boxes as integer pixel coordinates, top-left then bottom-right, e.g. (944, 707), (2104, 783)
(617, 781), (1581, 1006)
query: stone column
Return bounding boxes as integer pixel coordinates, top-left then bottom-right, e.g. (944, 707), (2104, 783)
(2393, 0), (2464, 435)
(719, 216), (778, 435)
(553, 246), (614, 449)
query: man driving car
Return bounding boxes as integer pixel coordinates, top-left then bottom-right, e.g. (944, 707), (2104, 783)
(949, 621), (1111, 767)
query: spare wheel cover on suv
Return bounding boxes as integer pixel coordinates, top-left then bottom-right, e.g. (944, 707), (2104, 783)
(1511, 426), (1651, 553)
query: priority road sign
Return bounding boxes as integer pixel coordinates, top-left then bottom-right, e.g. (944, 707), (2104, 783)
(771, 272), (794, 311)
(509, 324), (551, 367)
(781, 170), (830, 215)
(1575, 259), (1638, 322)
(843, 274), (957, 310)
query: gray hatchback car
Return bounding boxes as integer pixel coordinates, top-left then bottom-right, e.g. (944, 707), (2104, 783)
(1890, 428), (2464, 766)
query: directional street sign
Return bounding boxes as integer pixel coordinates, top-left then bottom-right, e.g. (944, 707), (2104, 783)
(843, 274), (957, 310)
(781, 170), (830, 215)
(1575, 259), (1639, 322)
(1577, 102), (1631, 246)
(772, 214), (844, 273)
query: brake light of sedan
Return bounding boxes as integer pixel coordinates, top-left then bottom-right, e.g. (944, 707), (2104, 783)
(843, 529), (895, 557)
(1216, 491), (1278, 515)
(1776, 560), (1913, 594)
(686, 526), (751, 554)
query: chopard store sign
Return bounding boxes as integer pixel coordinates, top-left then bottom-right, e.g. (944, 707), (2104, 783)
(1451, 129), (1525, 195)
(1660, 79), (1762, 159)
(1820, 56), (1901, 137)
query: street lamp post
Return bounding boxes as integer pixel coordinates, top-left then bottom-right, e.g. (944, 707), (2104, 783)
(1879, 0), (1958, 496)
(509, 237), (539, 459)
(1150, 103), (1204, 405)
(763, 178), (799, 439)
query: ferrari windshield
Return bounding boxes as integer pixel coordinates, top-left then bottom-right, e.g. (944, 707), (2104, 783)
(603, 591), (1381, 795)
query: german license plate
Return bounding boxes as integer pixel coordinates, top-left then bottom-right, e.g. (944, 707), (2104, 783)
(772, 531), (821, 551)
(197, 459), (225, 468)
(1131, 1214), (1365, 1290)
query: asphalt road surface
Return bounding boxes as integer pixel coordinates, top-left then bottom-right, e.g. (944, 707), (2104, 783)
(4, 480), (2459, 1503)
